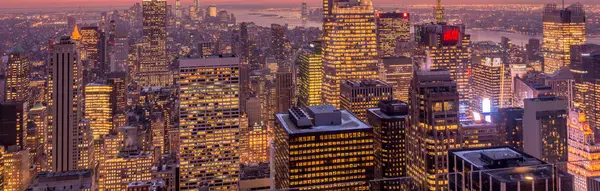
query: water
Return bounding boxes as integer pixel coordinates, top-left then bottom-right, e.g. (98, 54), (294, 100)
(231, 9), (600, 45)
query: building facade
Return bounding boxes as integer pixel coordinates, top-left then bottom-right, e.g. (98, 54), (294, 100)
(523, 96), (568, 163)
(376, 12), (410, 57)
(140, 0), (171, 86)
(542, 3), (586, 74)
(297, 41), (323, 108)
(340, 79), (393, 121)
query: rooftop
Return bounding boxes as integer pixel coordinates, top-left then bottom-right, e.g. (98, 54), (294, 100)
(240, 163), (270, 180)
(342, 79), (390, 88)
(35, 169), (93, 179)
(276, 108), (371, 136)
(451, 147), (544, 170)
(179, 55), (239, 68)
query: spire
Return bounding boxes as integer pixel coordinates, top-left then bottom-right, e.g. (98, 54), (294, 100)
(71, 24), (82, 41)
(434, 0), (445, 23)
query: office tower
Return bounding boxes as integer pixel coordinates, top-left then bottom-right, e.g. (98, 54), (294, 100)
(380, 57), (412, 102)
(459, 120), (501, 148)
(376, 12), (410, 57)
(322, 0), (378, 107)
(2, 147), (30, 191)
(471, 56), (511, 116)
(107, 77), (127, 128)
(98, 127), (153, 190)
(241, 123), (268, 164)
(512, 75), (552, 108)
(271, 24), (286, 64)
(415, 24), (471, 116)
(406, 70), (460, 191)
(112, 28), (129, 72)
(546, 68), (574, 108)
(29, 103), (48, 169)
(570, 44), (600, 130)
(0, 102), (27, 149)
(193, 0), (199, 11)
(297, 41), (323, 108)
(523, 96), (568, 163)
(27, 169), (94, 191)
(178, 56), (240, 190)
(566, 110), (600, 191)
(189, 6), (197, 21)
(493, 107), (524, 151)
(175, 0), (182, 19)
(5, 46), (30, 103)
(199, 42), (215, 57)
(275, 69), (294, 114)
(367, 100), (409, 191)
(542, 3), (586, 74)
(301, 2), (308, 21)
(340, 79), (393, 121)
(434, 0), (444, 23)
(526, 38), (541, 60)
(448, 146), (573, 191)
(152, 161), (179, 191)
(273, 105), (374, 190)
(141, 0), (170, 87)
(208, 5), (217, 17)
(49, 37), (84, 172)
(84, 83), (113, 139)
(80, 27), (102, 78)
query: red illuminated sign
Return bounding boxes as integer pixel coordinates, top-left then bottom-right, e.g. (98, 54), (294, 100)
(442, 29), (460, 45)
(403, 13), (408, 18)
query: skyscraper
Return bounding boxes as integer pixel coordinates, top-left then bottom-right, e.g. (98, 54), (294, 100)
(471, 56), (511, 116)
(107, 77), (127, 128)
(322, 0), (378, 107)
(5, 46), (30, 104)
(49, 37), (84, 172)
(141, 0), (170, 87)
(415, 23), (472, 117)
(275, 69), (294, 114)
(84, 83), (113, 139)
(376, 12), (410, 57)
(566, 110), (600, 191)
(570, 44), (600, 130)
(493, 107), (524, 151)
(175, 0), (182, 19)
(297, 41), (323, 108)
(0, 102), (27, 149)
(542, 3), (586, 74)
(178, 56), (240, 190)
(367, 100), (409, 191)
(523, 96), (568, 163)
(79, 26), (103, 80)
(271, 24), (286, 64)
(273, 105), (374, 190)
(29, 103), (49, 169)
(380, 57), (412, 103)
(434, 0), (444, 23)
(406, 70), (460, 191)
(2, 147), (30, 191)
(340, 79), (393, 121)
(208, 5), (217, 17)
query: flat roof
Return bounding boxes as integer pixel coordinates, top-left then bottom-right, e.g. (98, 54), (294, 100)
(452, 147), (544, 169)
(276, 110), (371, 135)
(367, 108), (408, 120)
(179, 56), (239, 68)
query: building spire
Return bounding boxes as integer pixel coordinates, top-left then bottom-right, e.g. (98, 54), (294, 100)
(71, 24), (81, 41)
(434, 0), (445, 23)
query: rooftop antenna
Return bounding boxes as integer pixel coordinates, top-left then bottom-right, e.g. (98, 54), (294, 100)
(562, 0), (565, 9)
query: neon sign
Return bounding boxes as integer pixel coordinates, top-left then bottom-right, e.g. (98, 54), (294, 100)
(442, 29), (460, 45)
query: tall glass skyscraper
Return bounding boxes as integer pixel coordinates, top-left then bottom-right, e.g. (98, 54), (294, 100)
(542, 3), (586, 74)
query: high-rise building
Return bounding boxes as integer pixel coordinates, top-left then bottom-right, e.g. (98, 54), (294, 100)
(542, 3), (586, 74)
(5, 46), (30, 104)
(406, 70), (460, 191)
(2, 147), (30, 191)
(297, 41), (323, 108)
(301, 2), (308, 21)
(107, 77), (127, 128)
(175, 0), (182, 19)
(570, 44), (600, 130)
(199, 42), (215, 57)
(566, 110), (600, 191)
(275, 69), (294, 114)
(178, 56), (240, 190)
(523, 96), (568, 163)
(459, 120), (501, 148)
(367, 100), (409, 191)
(322, 0), (379, 107)
(271, 24), (286, 64)
(448, 146), (573, 191)
(79, 26), (103, 80)
(273, 105), (374, 190)
(493, 107), (524, 151)
(29, 103), (49, 169)
(141, 0), (171, 87)
(415, 23), (472, 117)
(208, 5), (217, 17)
(376, 12), (410, 57)
(340, 79), (393, 121)
(0, 102), (27, 149)
(434, 0), (444, 23)
(98, 151), (153, 190)
(49, 37), (84, 172)
(84, 83), (113, 139)
(112, 28), (129, 73)
(380, 57), (413, 103)
(471, 56), (511, 116)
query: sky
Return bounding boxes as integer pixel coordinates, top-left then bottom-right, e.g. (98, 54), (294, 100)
(1, 0), (597, 10)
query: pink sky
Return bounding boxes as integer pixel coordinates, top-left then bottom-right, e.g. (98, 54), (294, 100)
(2, 0), (595, 9)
